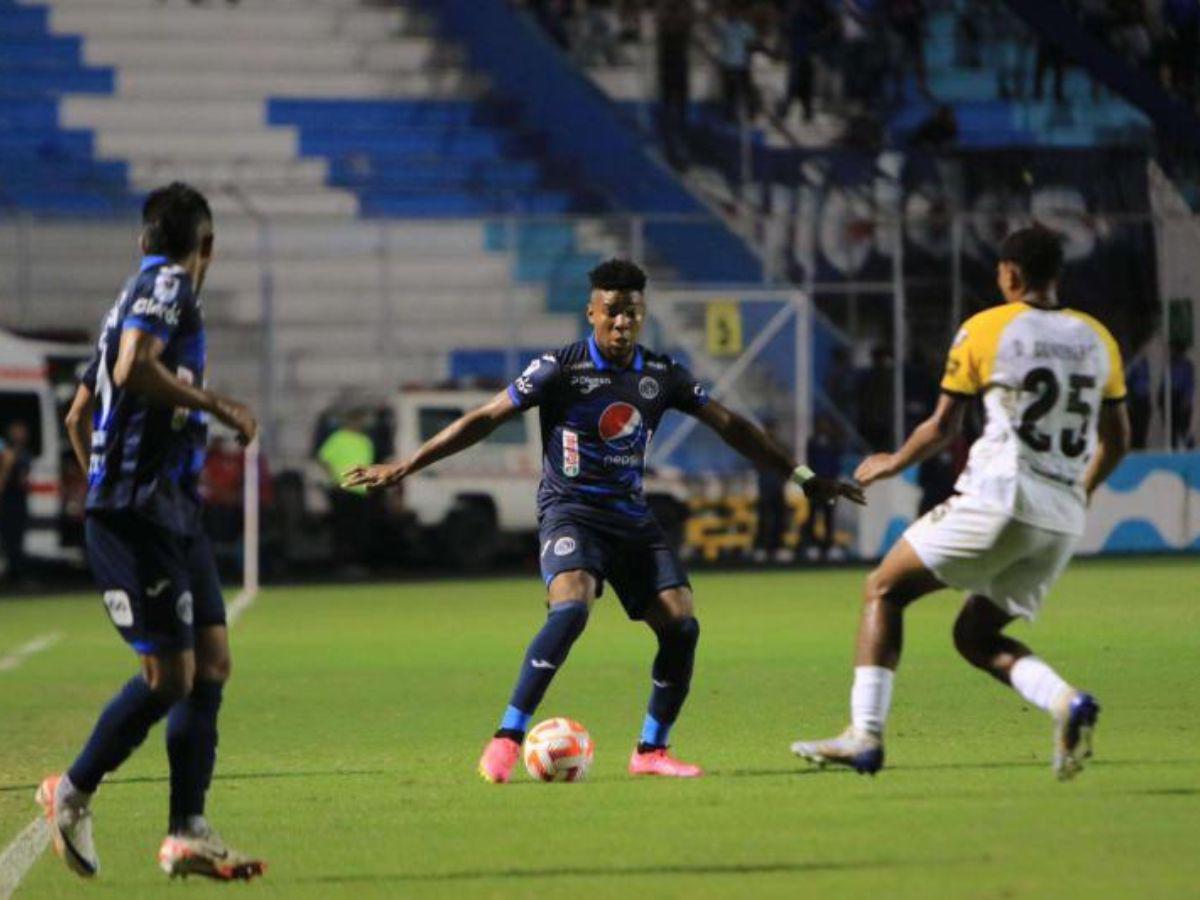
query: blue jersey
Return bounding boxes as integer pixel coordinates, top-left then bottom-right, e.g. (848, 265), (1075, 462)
(83, 255), (208, 534)
(506, 335), (708, 523)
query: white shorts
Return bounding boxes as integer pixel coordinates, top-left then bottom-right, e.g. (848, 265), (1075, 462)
(902, 496), (1079, 621)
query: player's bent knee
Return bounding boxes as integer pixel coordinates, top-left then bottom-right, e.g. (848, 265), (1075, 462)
(673, 616), (700, 647)
(547, 570), (597, 603)
(141, 650), (195, 702)
(655, 586), (695, 622)
(194, 625), (232, 683)
(864, 568), (895, 606)
(952, 613), (994, 668)
(144, 666), (192, 704)
(197, 653), (231, 684)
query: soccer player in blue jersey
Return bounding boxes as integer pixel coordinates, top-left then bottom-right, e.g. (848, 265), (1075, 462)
(345, 259), (864, 782)
(38, 183), (265, 881)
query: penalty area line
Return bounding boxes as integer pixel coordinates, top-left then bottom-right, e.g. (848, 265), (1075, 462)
(0, 818), (50, 900)
(226, 587), (257, 626)
(0, 588), (258, 896)
(0, 633), (62, 674)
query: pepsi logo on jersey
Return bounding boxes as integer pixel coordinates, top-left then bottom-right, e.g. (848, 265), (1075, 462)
(598, 403), (644, 451)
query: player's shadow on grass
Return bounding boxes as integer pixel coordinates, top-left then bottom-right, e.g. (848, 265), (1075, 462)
(0, 769), (390, 794)
(290, 856), (983, 886)
(1134, 787), (1200, 797)
(702, 757), (1200, 780)
(705, 766), (829, 779)
(892, 758), (1200, 772)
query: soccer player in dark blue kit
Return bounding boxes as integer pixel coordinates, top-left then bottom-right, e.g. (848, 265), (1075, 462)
(345, 259), (864, 782)
(38, 183), (265, 881)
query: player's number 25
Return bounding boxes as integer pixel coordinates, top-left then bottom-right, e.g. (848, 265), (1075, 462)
(1017, 368), (1095, 458)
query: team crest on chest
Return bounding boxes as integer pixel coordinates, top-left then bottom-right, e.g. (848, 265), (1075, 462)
(638, 376), (660, 400)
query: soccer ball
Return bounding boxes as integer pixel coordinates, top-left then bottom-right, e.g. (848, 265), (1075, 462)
(522, 717), (594, 782)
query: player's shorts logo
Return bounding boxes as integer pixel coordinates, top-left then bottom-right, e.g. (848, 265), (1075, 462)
(553, 537), (577, 557)
(638, 376), (660, 400)
(598, 402), (644, 452)
(103, 590), (134, 628)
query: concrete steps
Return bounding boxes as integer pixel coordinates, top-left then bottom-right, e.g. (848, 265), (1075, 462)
(80, 36), (459, 73)
(44, 5), (424, 41)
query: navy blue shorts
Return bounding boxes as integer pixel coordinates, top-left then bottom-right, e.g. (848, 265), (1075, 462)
(538, 511), (690, 620)
(85, 511), (226, 655)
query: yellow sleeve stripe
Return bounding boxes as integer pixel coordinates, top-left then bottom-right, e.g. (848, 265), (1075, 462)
(940, 303), (1028, 395)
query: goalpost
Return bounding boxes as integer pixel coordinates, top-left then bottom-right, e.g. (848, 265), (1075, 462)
(241, 437), (260, 601)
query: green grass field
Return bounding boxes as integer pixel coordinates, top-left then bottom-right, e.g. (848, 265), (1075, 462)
(2, 558), (1198, 898)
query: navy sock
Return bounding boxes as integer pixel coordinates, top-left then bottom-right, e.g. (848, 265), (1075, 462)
(68, 676), (173, 794)
(642, 617), (700, 747)
(166, 679), (223, 833)
(497, 600), (589, 736)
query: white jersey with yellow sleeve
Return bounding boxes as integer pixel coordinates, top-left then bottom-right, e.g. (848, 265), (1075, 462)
(940, 301), (1127, 537)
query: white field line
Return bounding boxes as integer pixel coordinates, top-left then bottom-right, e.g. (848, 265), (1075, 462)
(225, 588), (256, 626)
(0, 589), (257, 897)
(0, 633), (62, 674)
(0, 820), (51, 900)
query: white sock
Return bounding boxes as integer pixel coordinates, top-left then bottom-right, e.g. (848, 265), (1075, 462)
(850, 666), (894, 736)
(1010, 656), (1074, 717)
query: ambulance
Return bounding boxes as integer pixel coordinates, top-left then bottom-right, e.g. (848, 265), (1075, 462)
(0, 329), (92, 567)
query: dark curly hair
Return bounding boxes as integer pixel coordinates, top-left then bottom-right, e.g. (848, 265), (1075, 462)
(588, 258), (647, 293)
(999, 225), (1064, 292)
(142, 182), (212, 261)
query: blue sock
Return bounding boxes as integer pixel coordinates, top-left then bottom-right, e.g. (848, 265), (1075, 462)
(496, 601), (589, 737)
(68, 676), (174, 794)
(642, 617), (700, 748)
(166, 679), (223, 833)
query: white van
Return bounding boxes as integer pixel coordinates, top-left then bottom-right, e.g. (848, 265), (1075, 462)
(0, 329), (92, 567)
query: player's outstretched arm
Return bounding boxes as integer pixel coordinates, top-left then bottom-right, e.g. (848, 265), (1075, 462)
(855, 392), (967, 487)
(1083, 400), (1131, 500)
(693, 398), (865, 506)
(342, 389), (521, 491)
(64, 383), (95, 474)
(114, 328), (257, 445)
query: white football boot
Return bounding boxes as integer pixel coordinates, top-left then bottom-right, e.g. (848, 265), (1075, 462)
(36, 774), (99, 878)
(791, 726), (885, 775)
(1053, 691), (1100, 781)
(159, 826), (266, 881)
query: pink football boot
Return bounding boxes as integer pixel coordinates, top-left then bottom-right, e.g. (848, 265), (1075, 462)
(478, 736), (522, 784)
(628, 747), (703, 778)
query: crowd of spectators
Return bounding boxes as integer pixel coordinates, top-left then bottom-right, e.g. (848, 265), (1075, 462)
(521, 0), (938, 129)
(1068, 0), (1200, 109)
(522, 0), (1200, 168)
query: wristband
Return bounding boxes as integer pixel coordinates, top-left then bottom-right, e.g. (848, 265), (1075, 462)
(790, 465), (816, 487)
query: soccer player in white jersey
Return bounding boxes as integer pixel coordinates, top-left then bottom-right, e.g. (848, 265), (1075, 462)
(792, 226), (1131, 780)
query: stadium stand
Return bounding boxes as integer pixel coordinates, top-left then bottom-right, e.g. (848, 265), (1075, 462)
(0, 0), (654, 463)
(0, 0), (124, 214)
(892, 5), (1151, 148)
